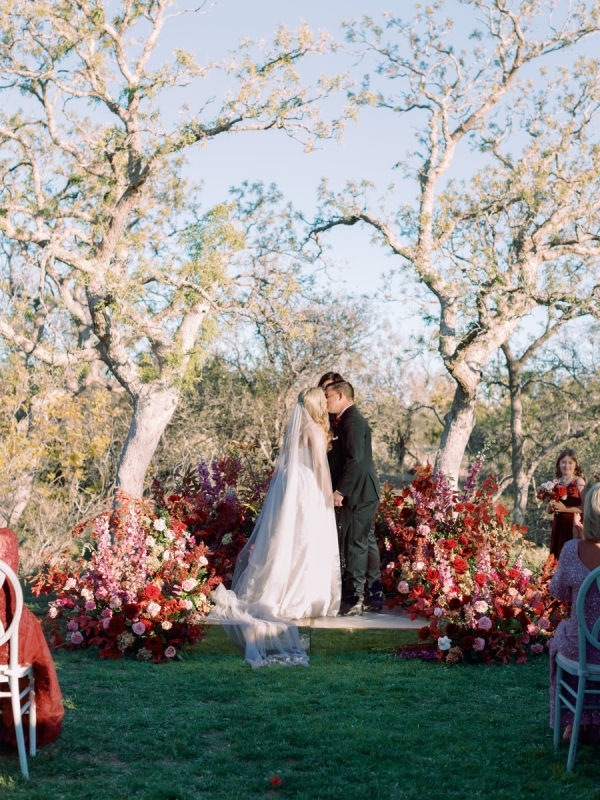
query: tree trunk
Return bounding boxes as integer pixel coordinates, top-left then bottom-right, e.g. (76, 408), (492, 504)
(0, 471), (36, 528)
(115, 384), (180, 498)
(504, 347), (529, 525)
(434, 384), (477, 483)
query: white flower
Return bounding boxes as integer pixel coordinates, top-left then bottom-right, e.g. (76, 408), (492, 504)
(473, 600), (488, 613)
(165, 530), (175, 541)
(161, 620), (172, 630)
(162, 551), (171, 561)
(80, 587), (93, 600)
(153, 518), (167, 532)
(198, 556), (208, 567)
(433, 607), (443, 617)
(64, 577), (77, 590)
(147, 602), (161, 617)
(48, 606), (58, 619)
(109, 595), (122, 608)
(182, 578), (198, 592)
(437, 636), (452, 651)
(145, 535), (156, 547)
(412, 561), (426, 572)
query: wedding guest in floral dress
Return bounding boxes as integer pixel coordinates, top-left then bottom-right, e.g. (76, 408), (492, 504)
(547, 449), (585, 559)
(0, 528), (63, 748)
(549, 483), (600, 740)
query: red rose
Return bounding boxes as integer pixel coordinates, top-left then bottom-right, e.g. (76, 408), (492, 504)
(108, 615), (125, 635)
(461, 635), (474, 651)
(507, 569), (520, 580)
(144, 585), (161, 600)
(494, 503), (509, 517)
(168, 494), (181, 503)
(462, 516), (474, 528)
(443, 538), (458, 550)
(474, 573), (486, 586)
(458, 534), (469, 545)
(454, 503), (465, 512)
(411, 585), (424, 597)
(557, 486), (567, 498)
(123, 603), (139, 620)
(464, 502), (475, 512)
(453, 557), (468, 574)
(446, 622), (461, 637)
(426, 569), (439, 582)
(146, 636), (164, 653)
(448, 597), (462, 610)
(418, 626), (430, 640)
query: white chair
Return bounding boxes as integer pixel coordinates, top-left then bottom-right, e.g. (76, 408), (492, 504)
(0, 559), (36, 779)
(554, 564), (600, 770)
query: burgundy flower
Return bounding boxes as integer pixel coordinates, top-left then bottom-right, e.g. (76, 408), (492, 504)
(108, 615), (125, 635)
(123, 603), (139, 620)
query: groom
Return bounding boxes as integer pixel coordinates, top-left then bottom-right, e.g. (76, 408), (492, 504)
(321, 379), (382, 615)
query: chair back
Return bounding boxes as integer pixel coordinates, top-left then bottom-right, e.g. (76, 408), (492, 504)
(576, 564), (600, 666)
(0, 559), (24, 672)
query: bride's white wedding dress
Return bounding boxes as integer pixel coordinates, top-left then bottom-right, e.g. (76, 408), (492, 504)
(208, 402), (341, 668)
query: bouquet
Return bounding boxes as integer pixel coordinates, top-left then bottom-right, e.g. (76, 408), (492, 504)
(536, 480), (567, 504)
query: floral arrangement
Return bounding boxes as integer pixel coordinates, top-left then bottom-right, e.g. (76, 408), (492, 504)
(152, 455), (268, 585)
(31, 492), (220, 662)
(377, 462), (558, 664)
(536, 479), (567, 504)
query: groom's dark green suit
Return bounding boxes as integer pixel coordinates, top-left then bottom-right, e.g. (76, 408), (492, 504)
(328, 404), (381, 607)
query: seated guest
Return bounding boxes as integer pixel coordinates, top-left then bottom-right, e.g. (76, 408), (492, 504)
(0, 528), (64, 748)
(549, 483), (600, 740)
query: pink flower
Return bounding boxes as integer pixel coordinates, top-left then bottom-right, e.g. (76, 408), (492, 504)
(161, 620), (172, 630)
(67, 620), (79, 632)
(48, 607), (58, 619)
(477, 615), (492, 630)
(102, 618), (111, 629)
(538, 617), (550, 630)
(417, 524), (430, 536)
(198, 556), (208, 567)
(132, 622), (146, 635)
(472, 637), (485, 651)
(64, 577), (77, 590)
(531, 643), (544, 654)
(433, 607), (443, 617)
(165, 646), (176, 658)
(85, 600), (96, 611)
(101, 608), (112, 618)
(183, 599), (193, 610)
(527, 623), (538, 635)
(397, 580), (409, 594)
(473, 600), (488, 613)
(70, 631), (84, 645)
(147, 602), (161, 617)
(181, 578), (198, 592)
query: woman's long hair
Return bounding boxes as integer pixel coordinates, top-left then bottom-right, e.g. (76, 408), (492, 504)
(299, 387), (332, 448)
(583, 484), (600, 542)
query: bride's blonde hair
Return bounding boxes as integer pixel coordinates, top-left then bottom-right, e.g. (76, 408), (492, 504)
(299, 387), (332, 448)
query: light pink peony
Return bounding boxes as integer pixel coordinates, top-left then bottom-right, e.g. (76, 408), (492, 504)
(70, 631), (84, 645)
(147, 602), (161, 617)
(165, 646), (176, 658)
(531, 643), (544, 654)
(477, 615), (492, 630)
(472, 637), (485, 651)
(397, 580), (409, 594)
(473, 600), (488, 614)
(85, 600), (96, 611)
(198, 556), (209, 567)
(67, 620), (79, 631)
(48, 606), (58, 619)
(181, 578), (198, 592)
(132, 622), (146, 635)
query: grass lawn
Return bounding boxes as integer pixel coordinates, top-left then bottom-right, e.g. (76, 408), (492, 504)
(1, 629), (599, 800)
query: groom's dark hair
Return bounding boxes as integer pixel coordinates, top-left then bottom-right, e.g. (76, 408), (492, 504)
(318, 371), (344, 388)
(329, 380), (354, 401)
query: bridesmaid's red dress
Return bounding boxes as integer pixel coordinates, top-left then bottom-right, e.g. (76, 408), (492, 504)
(0, 528), (64, 747)
(549, 480), (583, 559)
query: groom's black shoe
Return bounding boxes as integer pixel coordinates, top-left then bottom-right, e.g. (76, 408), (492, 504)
(340, 599), (364, 616)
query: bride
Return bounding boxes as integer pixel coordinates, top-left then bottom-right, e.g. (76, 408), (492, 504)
(209, 387), (341, 667)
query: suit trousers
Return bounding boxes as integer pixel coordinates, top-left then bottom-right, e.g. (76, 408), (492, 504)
(336, 500), (380, 602)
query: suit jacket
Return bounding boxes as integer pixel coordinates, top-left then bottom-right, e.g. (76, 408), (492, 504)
(328, 405), (380, 508)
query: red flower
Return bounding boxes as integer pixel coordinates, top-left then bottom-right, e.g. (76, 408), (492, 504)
(448, 597), (462, 610)
(507, 569), (520, 580)
(426, 569), (439, 582)
(461, 635), (474, 651)
(269, 776), (283, 787)
(146, 636), (164, 653)
(411, 585), (424, 597)
(474, 573), (486, 586)
(418, 625), (430, 640)
(452, 557), (468, 574)
(458, 534), (469, 545)
(464, 502), (475, 512)
(144, 585), (161, 600)
(443, 538), (458, 550)
(494, 503), (509, 518)
(446, 622), (461, 637)
(108, 615), (125, 635)
(168, 494), (181, 503)
(454, 502), (465, 512)
(123, 603), (139, 620)
(556, 486), (567, 498)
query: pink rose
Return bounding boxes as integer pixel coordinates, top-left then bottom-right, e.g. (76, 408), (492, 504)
(527, 623), (538, 635)
(472, 637), (485, 651)
(181, 578), (198, 593)
(132, 622), (146, 635)
(538, 617), (550, 630)
(85, 600), (96, 611)
(397, 581), (409, 594)
(477, 615), (492, 630)
(48, 607), (58, 619)
(165, 646), (176, 659)
(101, 608), (112, 618)
(70, 631), (84, 645)
(67, 620), (79, 632)
(531, 643), (544, 654)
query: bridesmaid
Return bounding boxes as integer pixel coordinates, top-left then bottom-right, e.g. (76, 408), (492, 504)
(548, 449), (585, 559)
(0, 528), (64, 748)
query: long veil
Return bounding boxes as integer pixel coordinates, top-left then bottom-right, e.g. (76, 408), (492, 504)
(208, 402), (337, 668)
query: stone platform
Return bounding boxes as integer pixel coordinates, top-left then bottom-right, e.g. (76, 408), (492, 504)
(202, 608), (426, 655)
